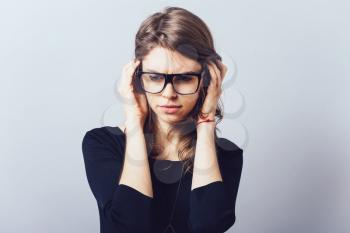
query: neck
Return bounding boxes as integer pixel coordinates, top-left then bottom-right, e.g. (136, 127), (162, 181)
(154, 118), (181, 146)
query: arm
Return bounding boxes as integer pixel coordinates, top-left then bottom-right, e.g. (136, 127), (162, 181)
(119, 122), (153, 198)
(191, 122), (223, 190)
(188, 123), (243, 233)
(82, 126), (153, 233)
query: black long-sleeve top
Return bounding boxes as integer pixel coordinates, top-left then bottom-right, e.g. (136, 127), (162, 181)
(81, 126), (243, 233)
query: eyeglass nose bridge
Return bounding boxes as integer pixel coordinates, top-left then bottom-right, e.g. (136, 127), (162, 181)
(161, 74), (178, 93)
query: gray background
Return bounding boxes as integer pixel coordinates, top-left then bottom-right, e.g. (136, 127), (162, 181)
(1, 0), (349, 232)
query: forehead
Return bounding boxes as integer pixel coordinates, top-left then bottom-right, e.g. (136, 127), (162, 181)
(142, 46), (201, 73)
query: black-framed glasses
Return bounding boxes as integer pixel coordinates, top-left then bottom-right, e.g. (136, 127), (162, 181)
(136, 66), (203, 95)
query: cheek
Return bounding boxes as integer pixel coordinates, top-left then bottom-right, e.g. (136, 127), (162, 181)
(145, 94), (155, 108)
(145, 95), (165, 113)
(145, 94), (200, 115)
(182, 96), (199, 111)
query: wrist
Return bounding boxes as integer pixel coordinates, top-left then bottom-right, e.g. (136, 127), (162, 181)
(196, 117), (215, 125)
(196, 121), (216, 136)
(196, 119), (216, 130)
(124, 120), (144, 134)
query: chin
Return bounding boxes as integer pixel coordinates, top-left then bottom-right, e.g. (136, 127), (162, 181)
(158, 112), (184, 122)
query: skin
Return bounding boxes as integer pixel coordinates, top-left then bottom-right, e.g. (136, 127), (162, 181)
(141, 47), (203, 157)
(143, 46), (227, 159)
(117, 46), (228, 197)
(119, 46), (227, 160)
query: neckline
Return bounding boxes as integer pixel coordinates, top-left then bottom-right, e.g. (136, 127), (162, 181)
(113, 126), (184, 163)
(148, 157), (184, 163)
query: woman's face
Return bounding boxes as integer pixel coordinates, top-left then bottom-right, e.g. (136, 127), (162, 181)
(142, 46), (203, 124)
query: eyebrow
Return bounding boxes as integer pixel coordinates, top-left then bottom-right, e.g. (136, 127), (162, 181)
(143, 69), (202, 74)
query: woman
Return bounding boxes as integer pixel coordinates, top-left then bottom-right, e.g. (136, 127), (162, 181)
(82, 6), (243, 233)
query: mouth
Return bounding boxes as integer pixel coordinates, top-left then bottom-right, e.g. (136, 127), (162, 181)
(159, 105), (182, 114)
(160, 104), (182, 107)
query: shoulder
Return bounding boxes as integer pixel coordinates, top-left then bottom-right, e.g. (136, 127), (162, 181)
(216, 137), (242, 153)
(82, 125), (126, 161)
(216, 137), (244, 169)
(83, 126), (124, 142)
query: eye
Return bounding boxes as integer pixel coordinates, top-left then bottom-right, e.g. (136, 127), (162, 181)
(149, 74), (163, 81)
(176, 75), (194, 82)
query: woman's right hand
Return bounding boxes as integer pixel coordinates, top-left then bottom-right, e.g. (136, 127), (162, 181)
(117, 59), (149, 128)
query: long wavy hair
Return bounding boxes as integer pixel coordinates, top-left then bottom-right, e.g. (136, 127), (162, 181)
(132, 6), (225, 175)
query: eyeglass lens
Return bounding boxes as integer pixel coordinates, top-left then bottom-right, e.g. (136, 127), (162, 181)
(140, 73), (199, 94)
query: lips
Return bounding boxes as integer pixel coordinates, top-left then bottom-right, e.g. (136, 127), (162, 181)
(159, 104), (182, 114)
(160, 104), (182, 108)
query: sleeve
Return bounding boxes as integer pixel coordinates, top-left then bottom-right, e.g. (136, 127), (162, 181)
(81, 128), (153, 233)
(187, 147), (243, 233)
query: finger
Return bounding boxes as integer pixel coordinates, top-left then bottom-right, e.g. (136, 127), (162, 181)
(124, 59), (141, 86)
(125, 59), (140, 75)
(213, 61), (225, 91)
(210, 61), (221, 90)
(216, 60), (227, 80)
(207, 62), (218, 90)
(132, 59), (141, 68)
(126, 59), (139, 67)
(118, 60), (140, 98)
(210, 61), (223, 96)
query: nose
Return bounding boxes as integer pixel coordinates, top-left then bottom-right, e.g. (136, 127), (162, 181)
(161, 82), (177, 98)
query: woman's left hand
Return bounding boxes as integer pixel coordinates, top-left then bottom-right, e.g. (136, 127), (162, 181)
(196, 60), (227, 125)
